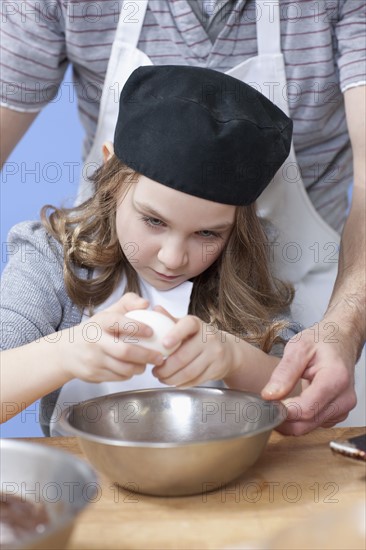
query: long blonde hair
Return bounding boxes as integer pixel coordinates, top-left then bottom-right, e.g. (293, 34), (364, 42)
(42, 156), (294, 352)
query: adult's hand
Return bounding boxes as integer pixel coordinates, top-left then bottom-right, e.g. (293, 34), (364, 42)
(261, 319), (359, 435)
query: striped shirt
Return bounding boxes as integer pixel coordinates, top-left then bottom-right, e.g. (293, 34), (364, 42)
(1, 0), (365, 232)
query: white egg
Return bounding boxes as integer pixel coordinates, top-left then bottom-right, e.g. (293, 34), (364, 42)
(124, 309), (180, 356)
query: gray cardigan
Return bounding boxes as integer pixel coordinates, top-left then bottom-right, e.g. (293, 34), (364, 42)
(1, 221), (296, 436)
(1, 221), (89, 435)
(1, 222), (86, 345)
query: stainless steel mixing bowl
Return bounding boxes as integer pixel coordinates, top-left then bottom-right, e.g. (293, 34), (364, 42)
(0, 439), (98, 550)
(59, 387), (285, 497)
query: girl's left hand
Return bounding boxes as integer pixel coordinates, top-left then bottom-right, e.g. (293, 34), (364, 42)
(151, 306), (236, 387)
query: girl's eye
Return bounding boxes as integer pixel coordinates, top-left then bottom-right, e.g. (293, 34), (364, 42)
(197, 230), (221, 239)
(140, 216), (222, 239)
(140, 216), (165, 228)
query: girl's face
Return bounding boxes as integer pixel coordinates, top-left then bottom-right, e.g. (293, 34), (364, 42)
(116, 175), (236, 290)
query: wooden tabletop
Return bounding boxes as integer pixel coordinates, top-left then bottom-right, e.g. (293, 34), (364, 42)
(23, 427), (365, 550)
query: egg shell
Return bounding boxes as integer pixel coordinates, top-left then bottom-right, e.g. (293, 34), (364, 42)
(124, 309), (181, 356)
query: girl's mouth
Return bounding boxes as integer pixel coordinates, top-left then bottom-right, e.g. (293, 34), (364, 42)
(153, 270), (182, 280)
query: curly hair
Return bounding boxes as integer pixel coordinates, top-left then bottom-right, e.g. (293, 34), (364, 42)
(41, 155), (294, 353)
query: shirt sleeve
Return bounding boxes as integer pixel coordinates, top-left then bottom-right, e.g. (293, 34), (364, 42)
(335, 0), (366, 92)
(0, 0), (68, 111)
(0, 221), (67, 349)
(269, 314), (302, 358)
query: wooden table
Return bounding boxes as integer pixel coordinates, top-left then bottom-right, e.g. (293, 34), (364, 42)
(23, 428), (365, 549)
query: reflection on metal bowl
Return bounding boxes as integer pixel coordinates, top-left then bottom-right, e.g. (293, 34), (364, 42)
(59, 387), (285, 496)
(0, 440), (98, 550)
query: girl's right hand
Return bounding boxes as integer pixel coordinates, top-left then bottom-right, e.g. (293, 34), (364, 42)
(55, 293), (165, 383)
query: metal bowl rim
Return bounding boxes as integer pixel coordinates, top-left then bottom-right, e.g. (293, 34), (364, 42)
(58, 387), (286, 448)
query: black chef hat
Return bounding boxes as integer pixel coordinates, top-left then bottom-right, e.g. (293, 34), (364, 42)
(114, 65), (292, 205)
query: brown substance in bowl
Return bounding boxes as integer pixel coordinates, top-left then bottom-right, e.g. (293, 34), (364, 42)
(0, 493), (50, 546)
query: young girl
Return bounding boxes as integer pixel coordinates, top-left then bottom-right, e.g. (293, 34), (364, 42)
(1, 65), (296, 436)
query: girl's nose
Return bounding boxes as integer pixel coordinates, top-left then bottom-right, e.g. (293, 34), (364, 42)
(157, 238), (188, 271)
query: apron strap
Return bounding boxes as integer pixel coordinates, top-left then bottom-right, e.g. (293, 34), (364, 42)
(256, 0), (281, 55)
(115, 0), (149, 48)
(97, 0), (149, 138)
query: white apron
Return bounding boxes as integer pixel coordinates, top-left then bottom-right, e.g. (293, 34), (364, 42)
(75, 0), (365, 426)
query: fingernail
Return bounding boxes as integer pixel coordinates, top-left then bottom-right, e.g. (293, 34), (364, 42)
(154, 354), (165, 366)
(263, 383), (281, 396)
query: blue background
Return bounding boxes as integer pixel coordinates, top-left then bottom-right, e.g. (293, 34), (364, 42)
(1, 68), (83, 437)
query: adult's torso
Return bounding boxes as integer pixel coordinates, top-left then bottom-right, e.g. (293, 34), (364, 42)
(1, 0), (358, 233)
(70, 0), (352, 237)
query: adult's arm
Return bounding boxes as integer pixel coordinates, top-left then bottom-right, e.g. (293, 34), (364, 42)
(0, 0), (68, 167)
(262, 85), (366, 434)
(0, 107), (39, 167)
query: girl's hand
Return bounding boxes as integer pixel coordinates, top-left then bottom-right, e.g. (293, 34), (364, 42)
(56, 293), (166, 383)
(151, 306), (236, 387)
